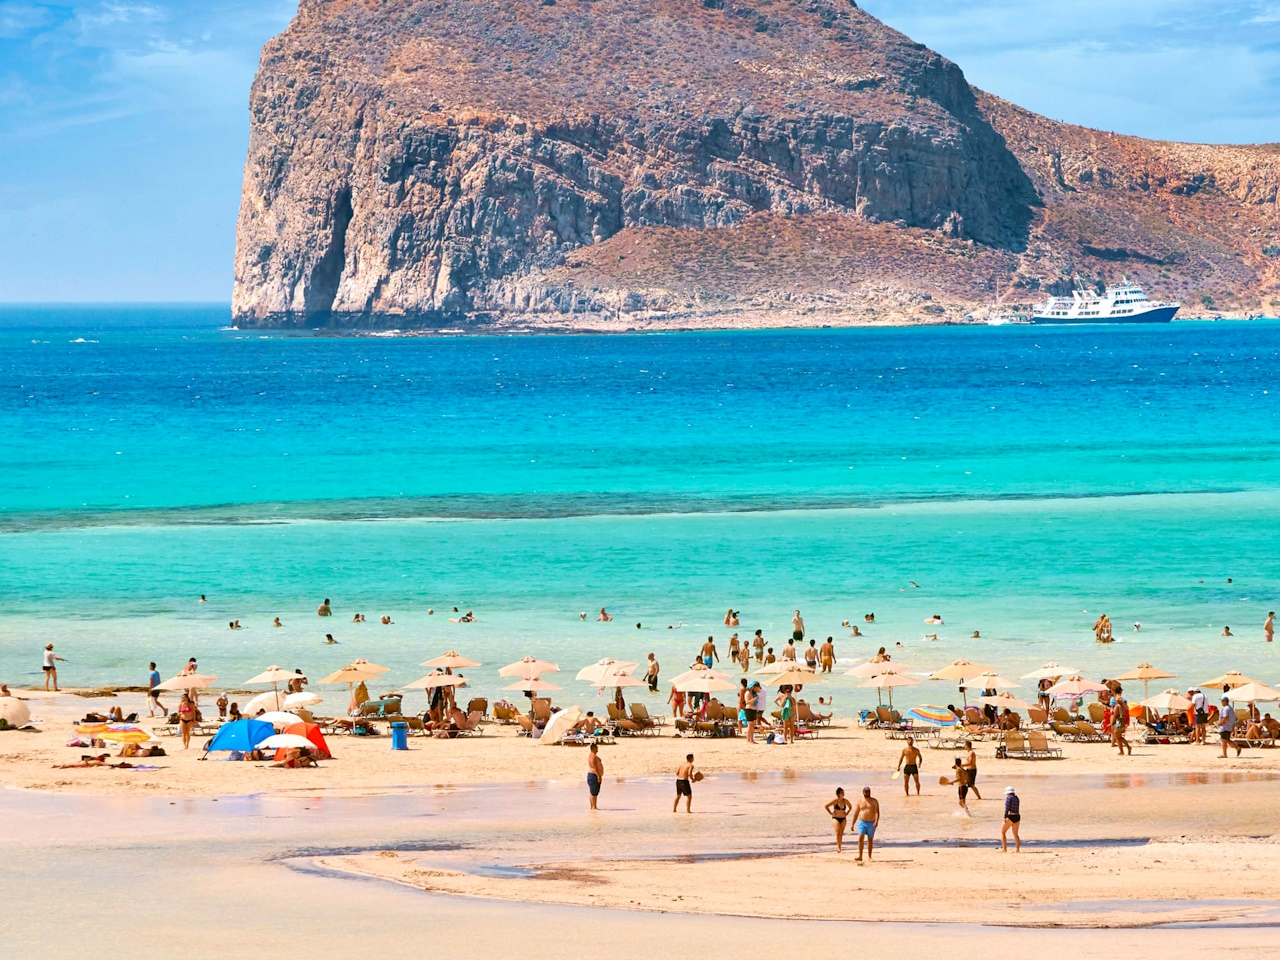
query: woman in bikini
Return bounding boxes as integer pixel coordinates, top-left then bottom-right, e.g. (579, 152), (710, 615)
(178, 693), (197, 750)
(825, 787), (852, 852)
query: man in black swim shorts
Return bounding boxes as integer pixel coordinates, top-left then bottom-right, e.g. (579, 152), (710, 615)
(897, 737), (922, 796)
(674, 753), (695, 813)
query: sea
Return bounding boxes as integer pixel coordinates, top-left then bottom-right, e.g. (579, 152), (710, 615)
(1, 305), (1277, 708)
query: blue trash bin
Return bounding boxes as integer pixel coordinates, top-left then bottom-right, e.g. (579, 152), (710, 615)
(390, 721), (408, 750)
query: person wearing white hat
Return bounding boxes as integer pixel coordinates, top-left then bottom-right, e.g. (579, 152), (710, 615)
(1001, 786), (1021, 852)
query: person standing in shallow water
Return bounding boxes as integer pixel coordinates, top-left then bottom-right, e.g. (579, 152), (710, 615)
(674, 754), (696, 813)
(317, 598), (332, 617)
(853, 787), (879, 862)
(792, 609), (805, 642)
(43, 644), (66, 691)
(1265, 611), (1274, 643)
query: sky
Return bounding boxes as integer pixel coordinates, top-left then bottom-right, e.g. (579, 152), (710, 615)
(1, 1), (1278, 303)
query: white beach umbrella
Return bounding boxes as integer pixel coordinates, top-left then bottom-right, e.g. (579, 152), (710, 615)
(499, 657), (560, 678)
(575, 659), (640, 683)
(929, 659), (994, 681)
(673, 676), (737, 694)
(859, 673), (920, 707)
(153, 673), (219, 692)
(845, 661), (908, 678)
(1020, 663), (1080, 681)
(243, 691), (287, 715)
(1223, 682), (1280, 703)
(977, 693), (1032, 711)
(283, 692), (323, 709)
(256, 733), (316, 751)
(1141, 689), (1192, 712)
(256, 711), (302, 728)
(668, 666), (732, 685)
(405, 673), (469, 690)
(968, 671), (1021, 690)
(420, 651), (482, 669)
(1047, 676), (1109, 698)
(502, 678), (563, 693)
(538, 706), (583, 746)
(0, 697), (32, 729)
(756, 661), (814, 676)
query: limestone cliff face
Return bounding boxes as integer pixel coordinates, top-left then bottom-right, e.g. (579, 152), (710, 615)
(234, 0), (1280, 328)
(232, 0), (1037, 327)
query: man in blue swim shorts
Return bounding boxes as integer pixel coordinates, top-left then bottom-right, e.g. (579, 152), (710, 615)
(853, 786), (880, 862)
(586, 743), (603, 810)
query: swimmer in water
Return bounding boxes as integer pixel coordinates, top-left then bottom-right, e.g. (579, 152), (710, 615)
(325, 633), (337, 644)
(273, 617), (282, 628)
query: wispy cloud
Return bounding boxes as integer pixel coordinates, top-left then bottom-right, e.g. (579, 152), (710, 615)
(860, 0), (1280, 142)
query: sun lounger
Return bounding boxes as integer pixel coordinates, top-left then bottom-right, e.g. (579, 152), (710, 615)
(466, 698), (489, 719)
(1027, 730), (1063, 758)
(1052, 707), (1074, 724)
(1001, 730), (1033, 758)
(1027, 706), (1048, 726)
(492, 702), (518, 724)
(1073, 719), (1106, 742)
(516, 714), (536, 737)
(797, 701), (832, 727)
(1049, 720), (1080, 741)
(629, 703), (659, 729)
(532, 699), (552, 724)
(1087, 702), (1105, 724)
(456, 710), (485, 736)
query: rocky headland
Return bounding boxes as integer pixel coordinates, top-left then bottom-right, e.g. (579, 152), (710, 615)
(232, 0), (1280, 329)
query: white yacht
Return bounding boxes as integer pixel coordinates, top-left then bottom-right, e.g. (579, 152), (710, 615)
(1030, 279), (1179, 324)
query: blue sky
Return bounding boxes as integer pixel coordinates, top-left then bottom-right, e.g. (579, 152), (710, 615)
(1, 1), (1278, 303)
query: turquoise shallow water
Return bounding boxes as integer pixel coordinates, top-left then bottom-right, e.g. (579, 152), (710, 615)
(1, 306), (1278, 702)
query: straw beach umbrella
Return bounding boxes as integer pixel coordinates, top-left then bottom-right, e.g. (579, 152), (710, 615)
(245, 665), (299, 701)
(1114, 663), (1178, 700)
(420, 651), (482, 669)
(1201, 671), (1255, 690)
(859, 673), (919, 708)
(929, 659), (995, 706)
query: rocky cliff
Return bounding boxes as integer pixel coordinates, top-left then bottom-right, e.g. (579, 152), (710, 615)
(232, 0), (1280, 328)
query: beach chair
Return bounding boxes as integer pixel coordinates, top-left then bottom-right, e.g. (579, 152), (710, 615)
(456, 710), (485, 736)
(516, 714), (536, 737)
(629, 703), (656, 730)
(1027, 706), (1048, 726)
(1087, 702), (1105, 724)
(1073, 719), (1106, 742)
(492, 702), (517, 724)
(467, 698), (489, 719)
(1052, 707), (1074, 724)
(532, 699), (552, 724)
(798, 701), (832, 727)
(675, 717), (694, 736)
(1027, 730), (1063, 758)
(403, 716), (427, 736)
(1049, 720), (1080, 741)
(1002, 730), (1032, 758)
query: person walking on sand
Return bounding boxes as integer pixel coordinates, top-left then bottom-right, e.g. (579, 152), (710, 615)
(962, 742), (982, 800)
(792, 610), (805, 642)
(1266, 611), (1275, 644)
(825, 787), (852, 852)
(147, 662), (164, 718)
(42, 644), (66, 691)
(1191, 687), (1208, 744)
(897, 738), (922, 795)
(1111, 692), (1132, 756)
(853, 787), (879, 862)
(1001, 786), (1022, 852)
(674, 754), (697, 813)
(587, 743), (603, 809)
(1218, 695), (1241, 757)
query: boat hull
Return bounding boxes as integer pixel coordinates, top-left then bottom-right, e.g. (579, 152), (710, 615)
(1029, 305), (1179, 325)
